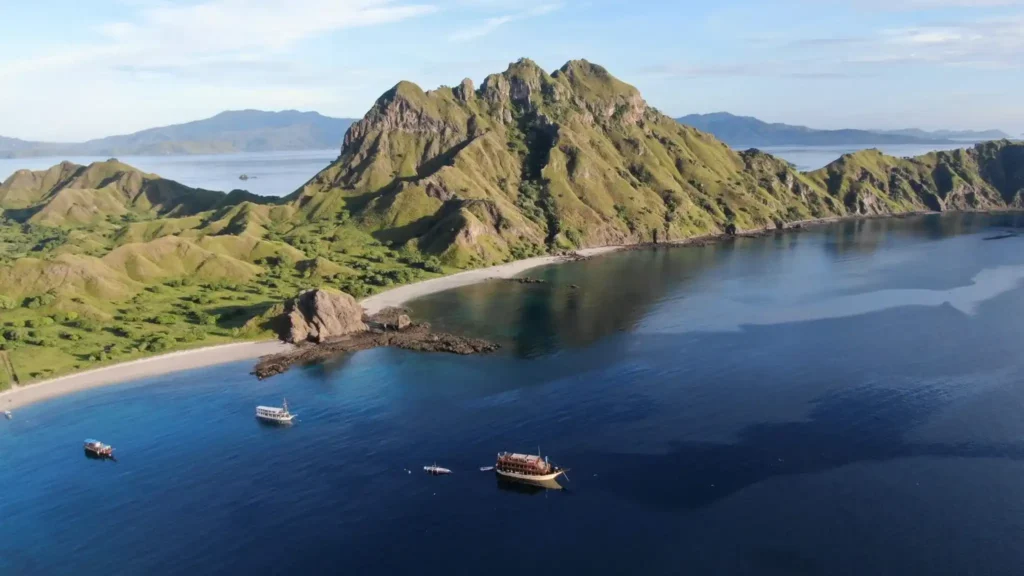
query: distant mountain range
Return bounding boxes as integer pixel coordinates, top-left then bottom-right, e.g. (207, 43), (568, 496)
(676, 112), (1010, 147)
(0, 110), (356, 158)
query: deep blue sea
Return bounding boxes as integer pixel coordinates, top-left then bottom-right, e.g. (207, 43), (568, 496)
(5, 214), (1024, 575)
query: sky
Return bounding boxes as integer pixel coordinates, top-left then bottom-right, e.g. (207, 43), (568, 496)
(0, 0), (1022, 141)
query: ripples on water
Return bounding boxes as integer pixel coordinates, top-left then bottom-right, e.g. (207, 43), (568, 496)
(4, 214), (1024, 575)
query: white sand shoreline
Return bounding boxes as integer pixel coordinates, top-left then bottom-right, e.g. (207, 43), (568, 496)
(0, 341), (292, 411)
(0, 246), (623, 412)
(360, 246), (622, 315)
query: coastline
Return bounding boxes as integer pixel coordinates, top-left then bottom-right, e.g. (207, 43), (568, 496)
(360, 246), (623, 315)
(0, 341), (291, 411)
(0, 247), (621, 411)
(1, 209), (1008, 412)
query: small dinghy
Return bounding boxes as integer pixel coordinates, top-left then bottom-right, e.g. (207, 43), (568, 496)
(3, 410), (11, 420)
(424, 464), (452, 475)
(479, 466), (494, 472)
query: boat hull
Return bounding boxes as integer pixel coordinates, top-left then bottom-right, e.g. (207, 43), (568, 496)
(495, 468), (566, 482)
(255, 415), (295, 425)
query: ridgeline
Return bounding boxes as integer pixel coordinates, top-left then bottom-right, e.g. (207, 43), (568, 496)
(0, 58), (1022, 386)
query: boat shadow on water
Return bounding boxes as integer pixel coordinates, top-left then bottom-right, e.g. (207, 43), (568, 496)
(495, 476), (566, 495)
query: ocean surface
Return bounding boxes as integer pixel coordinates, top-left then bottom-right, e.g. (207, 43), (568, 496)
(0, 150), (338, 197)
(5, 213), (1024, 575)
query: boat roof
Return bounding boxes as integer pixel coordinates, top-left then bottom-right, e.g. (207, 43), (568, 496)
(84, 439), (101, 444)
(256, 406), (286, 412)
(500, 452), (544, 463)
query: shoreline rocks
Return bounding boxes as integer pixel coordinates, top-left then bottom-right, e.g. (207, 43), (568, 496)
(253, 301), (498, 380)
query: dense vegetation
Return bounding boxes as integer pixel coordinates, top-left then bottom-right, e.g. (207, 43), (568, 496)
(1, 58), (1022, 388)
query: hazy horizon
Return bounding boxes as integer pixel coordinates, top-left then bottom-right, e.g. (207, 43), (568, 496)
(2, 0), (1022, 141)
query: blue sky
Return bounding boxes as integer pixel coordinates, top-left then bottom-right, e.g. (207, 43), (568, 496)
(1, 0), (1022, 141)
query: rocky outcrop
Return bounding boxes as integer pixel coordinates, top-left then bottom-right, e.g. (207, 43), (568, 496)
(254, 321), (498, 380)
(284, 289), (367, 344)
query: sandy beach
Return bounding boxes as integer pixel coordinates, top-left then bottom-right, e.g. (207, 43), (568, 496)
(1, 246), (623, 412)
(0, 341), (291, 411)
(360, 246), (622, 315)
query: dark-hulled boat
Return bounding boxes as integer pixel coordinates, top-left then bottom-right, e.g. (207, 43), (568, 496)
(84, 439), (115, 459)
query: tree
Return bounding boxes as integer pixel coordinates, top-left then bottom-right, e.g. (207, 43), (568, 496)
(422, 257), (443, 273)
(0, 295), (15, 310)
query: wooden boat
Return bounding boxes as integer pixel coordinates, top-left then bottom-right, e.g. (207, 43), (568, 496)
(424, 464), (452, 475)
(255, 398), (295, 424)
(84, 439), (115, 459)
(495, 450), (567, 482)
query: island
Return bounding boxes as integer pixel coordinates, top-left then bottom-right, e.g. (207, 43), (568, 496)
(0, 58), (1022, 401)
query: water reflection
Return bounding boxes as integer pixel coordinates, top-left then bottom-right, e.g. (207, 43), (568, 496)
(495, 477), (565, 494)
(411, 214), (1024, 357)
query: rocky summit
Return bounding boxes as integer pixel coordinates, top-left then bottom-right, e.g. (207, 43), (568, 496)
(288, 58), (1024, 267)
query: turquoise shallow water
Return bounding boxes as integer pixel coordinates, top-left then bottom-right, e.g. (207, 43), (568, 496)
(4, 214), (1024, 575)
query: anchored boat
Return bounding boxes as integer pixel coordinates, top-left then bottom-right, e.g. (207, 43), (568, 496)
(495, 450), (567, 483)
(255, 398), (295, 424)
(84, 439), (115, 459)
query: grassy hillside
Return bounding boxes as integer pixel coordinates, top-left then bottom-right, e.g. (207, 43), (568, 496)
(0, 59), (1022, 388)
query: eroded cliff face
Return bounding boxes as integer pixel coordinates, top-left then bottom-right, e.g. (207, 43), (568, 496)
(287, 58), (1024, 267)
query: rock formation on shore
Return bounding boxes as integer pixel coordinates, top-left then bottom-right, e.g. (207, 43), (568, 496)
(283, 289), (367, 343)
(253, 290), (499, 379)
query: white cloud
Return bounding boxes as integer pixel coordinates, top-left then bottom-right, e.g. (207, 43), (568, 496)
(448, 3), (561, 42)
(858, 16), (1024, 67)
(0, 0), (437, 140)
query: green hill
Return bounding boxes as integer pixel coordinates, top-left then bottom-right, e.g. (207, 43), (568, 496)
(0, 58), (1022, 386)
(291, 59), (1023, 265)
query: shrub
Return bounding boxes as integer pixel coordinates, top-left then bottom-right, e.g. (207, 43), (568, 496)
(148, 314), (179, 326)
(0, 296), (15, 310)
(69, 318), (100, 332)
(191, 311), (217, 326)
(421, 257), (443, 273)
(23, 293), (56, 309)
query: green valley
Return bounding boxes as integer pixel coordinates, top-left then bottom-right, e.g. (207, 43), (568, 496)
(1, 58), (1023, 388)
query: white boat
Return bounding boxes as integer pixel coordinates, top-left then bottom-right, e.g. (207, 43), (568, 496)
(424, 464), (452, 475)
(3, 410), (11, 420)
(495, 450), (567, 482)
(255, 398), (295, 424)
